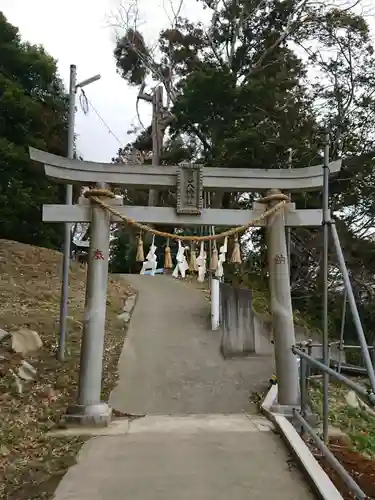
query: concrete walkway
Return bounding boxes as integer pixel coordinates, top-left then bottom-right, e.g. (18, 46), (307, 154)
(53, 275), (315, 500)
(110, 275), (274, 414)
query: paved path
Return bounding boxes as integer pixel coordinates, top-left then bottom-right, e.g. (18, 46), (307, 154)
(53, 275), (315, 500)
(110, 275), (274, 414)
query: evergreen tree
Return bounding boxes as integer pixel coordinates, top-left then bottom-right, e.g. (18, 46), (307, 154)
(112, 1), (375, 340)
(0, 13), (68, 249)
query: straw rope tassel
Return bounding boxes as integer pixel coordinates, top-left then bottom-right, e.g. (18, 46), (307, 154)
(210, 241), (218, 271)
(230, 235), (242, 264)
(136, 233), (144, 262)
(164, 239), (173, 269)
(189, 243), (198, 272)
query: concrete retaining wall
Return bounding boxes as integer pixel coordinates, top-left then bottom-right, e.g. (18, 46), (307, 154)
(219, 282), (345, 362)
(220, 282), (255, 357)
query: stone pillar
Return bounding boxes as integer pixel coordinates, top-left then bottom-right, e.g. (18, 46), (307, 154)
(266, 189), (299, 407)
(65, 193), (122, 426)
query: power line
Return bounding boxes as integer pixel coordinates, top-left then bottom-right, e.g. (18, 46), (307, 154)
(79, 89), (123, 147)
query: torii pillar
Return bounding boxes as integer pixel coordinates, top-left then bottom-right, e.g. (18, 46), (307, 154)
(266, 189), (299, 407)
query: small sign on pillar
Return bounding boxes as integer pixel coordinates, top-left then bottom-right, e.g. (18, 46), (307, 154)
(92, 249), (105, 260)
(274, 253), (286, 265)
(176, 163), (203, 215)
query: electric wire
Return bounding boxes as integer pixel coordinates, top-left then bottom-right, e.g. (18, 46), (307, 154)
(78, 89), (123, 147)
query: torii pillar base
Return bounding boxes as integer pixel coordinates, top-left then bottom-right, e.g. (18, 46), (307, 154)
(62, 403), (112, 428)
(60, 193), (121, 428)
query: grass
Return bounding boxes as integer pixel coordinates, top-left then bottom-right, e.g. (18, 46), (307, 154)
(308, 380), (375, 498)
(309, 380), (375, 459)
(0, 239), (133, 500)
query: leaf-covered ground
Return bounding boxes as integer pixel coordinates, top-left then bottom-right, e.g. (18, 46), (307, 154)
(0, 239), (133, 500)
(309, 380), (375, 499)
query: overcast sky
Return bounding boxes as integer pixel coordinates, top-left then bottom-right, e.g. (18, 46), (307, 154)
(1, 0), (374, 163)
(1, 0), (208, 161)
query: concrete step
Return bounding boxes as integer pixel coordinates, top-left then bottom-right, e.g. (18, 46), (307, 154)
(52, 414), (315, 500)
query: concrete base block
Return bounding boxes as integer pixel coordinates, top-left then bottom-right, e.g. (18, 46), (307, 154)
(63, 403), (112, 427)
(271, 403), (318, 428)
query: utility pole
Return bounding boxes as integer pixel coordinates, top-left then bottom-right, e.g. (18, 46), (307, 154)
(58, 64), (76, 363)
(58, 65), (101, 362)
(138, 84), (173, 224)
(150, 86), (164, 206)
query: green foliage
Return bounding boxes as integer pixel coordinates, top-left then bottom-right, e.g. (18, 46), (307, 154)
(112, 1), (375, 339)
(114, 29), (150, 85)
(309, 382), (375, 459)
(110, 230), (139, 274)
(0, 13), (68, 248)
(345, 349), (364, 367)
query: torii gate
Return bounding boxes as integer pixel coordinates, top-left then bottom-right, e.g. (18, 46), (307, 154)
(29, 147), (341, 426)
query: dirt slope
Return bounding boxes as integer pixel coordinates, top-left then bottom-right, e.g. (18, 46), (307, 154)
(0, 239), (132, 500)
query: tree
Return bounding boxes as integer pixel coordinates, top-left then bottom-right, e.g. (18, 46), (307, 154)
(110, 124), (196, 270)
(112, 0), (375, 341)
(0, 13), (68, 249)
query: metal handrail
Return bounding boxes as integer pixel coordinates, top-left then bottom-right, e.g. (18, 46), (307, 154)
(292, 347), (375, 405)
(292, 346), (374, 500)
(295, 340), (375, 350)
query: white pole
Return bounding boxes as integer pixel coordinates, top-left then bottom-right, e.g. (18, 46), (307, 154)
(211, 276), (220, 330)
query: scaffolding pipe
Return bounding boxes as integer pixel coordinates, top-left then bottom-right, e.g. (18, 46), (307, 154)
(338, 289), (347, 373)
(341, 344), (374, 350)
(330, 223), (375, 393)
(292, 347), (375, 405)
(295, 341), (339, 349)
(322, 133), (330, 443)
(296, 341), (373, 350)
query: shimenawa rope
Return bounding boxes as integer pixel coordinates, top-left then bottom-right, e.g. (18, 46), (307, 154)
(83, 189), (289, 242)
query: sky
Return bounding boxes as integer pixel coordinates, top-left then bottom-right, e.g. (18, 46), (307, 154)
(0, 0), (208, 162)
(1, 0), (374, 163)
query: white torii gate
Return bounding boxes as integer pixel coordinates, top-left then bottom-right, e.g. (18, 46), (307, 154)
(29, 147), (342, 426)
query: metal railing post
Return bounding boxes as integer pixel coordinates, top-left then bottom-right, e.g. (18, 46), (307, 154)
(299, 354), (307, 437)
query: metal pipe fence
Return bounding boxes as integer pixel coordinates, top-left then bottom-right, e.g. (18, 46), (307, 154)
(292, 346), (375, 405)
(290, 130), (374, 499)
(293, 409), (368, 500)
(295, 340), (340, 349)
(331, 223), (375, 393)
(292, 345), (375, 500)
